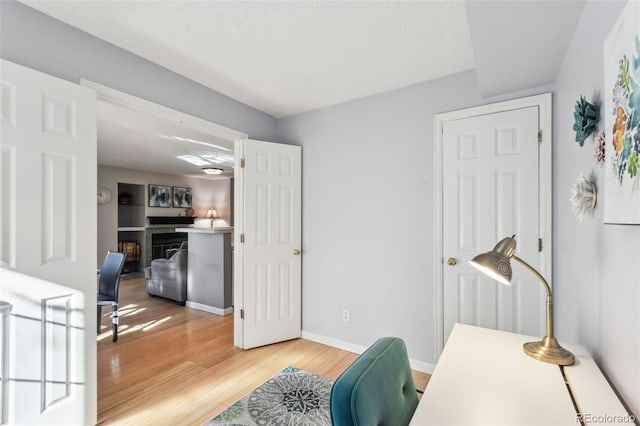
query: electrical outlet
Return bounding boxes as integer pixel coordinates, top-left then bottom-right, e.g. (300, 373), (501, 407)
(342, 309), (350, 322)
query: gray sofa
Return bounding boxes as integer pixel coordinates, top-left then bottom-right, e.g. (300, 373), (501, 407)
(144, 241), (187, 305)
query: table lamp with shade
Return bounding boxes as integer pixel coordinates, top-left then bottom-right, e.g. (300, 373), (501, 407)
(469, 235), (575, 366)
(206, 208), (218, 227)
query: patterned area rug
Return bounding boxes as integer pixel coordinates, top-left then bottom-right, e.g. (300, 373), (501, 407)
(204, 366), (333, 426)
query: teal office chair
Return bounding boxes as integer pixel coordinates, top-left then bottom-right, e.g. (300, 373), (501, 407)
(330, 337), (419, 426)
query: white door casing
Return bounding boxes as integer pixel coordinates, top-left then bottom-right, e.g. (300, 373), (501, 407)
(0, 60), (97, 424)
(435, 94), (552, 358)
(234, 139), (302, 349)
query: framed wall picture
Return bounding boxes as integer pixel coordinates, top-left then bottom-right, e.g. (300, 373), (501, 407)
(603, 0), (640, 224)
(148, 184), (171, 208)
(172, 186), (192, 208)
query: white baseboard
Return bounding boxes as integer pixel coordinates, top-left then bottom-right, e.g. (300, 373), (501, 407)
(301, 330), (435, 374)
(409, 359), (435, 374)
(301, 330), (368, 354)
(186, 301), (233, 316)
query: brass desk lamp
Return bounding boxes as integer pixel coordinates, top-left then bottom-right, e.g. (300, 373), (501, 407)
(469, 236), (575, 366)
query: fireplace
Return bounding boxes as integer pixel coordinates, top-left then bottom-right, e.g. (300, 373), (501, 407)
(118, 240), (141, 274)
(150, 232), (187, 260)
(144, 216), (194, 267)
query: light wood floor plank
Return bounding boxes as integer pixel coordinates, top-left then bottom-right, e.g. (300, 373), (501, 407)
(98, 278), (430, 425)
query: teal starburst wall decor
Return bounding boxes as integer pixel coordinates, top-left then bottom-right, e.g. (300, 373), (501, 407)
(573, 96), (600, 146)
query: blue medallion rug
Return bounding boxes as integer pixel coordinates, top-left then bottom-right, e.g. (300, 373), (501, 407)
(204, 366), (333, 426)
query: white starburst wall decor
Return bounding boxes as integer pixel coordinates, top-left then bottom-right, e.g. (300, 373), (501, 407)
(570, 173), (597, 222)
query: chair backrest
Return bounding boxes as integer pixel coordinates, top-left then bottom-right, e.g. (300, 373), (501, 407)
(98, 251), (127, 301)
(330, 337), (418, 426)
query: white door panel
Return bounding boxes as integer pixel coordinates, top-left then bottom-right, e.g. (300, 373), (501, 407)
(0, 59), (96, 425)
(442, 106), (543, 344)
(237, 140), (301, 349)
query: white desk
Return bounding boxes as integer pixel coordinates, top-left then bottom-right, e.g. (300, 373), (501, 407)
(410, 324), (633, 425)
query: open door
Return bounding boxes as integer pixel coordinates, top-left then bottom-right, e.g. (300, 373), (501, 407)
(234, 139), (302, 349)
(0, 60), (96, 424)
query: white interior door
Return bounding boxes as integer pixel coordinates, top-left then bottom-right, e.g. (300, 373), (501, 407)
(234, 139), (301, 349)
(442, 106), (544, 345)
(0, 59), (96, 425)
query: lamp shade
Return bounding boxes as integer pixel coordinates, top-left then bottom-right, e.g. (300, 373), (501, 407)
(469, 236), (516, 285)
(206, 209), (218, 219)
(469, 253), (512, 285)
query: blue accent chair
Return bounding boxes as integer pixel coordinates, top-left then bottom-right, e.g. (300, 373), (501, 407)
(330, 337), (419, 426)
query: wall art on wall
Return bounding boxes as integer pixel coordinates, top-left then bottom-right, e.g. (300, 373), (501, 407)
(148, 184), (171, 208)
(172, 186), (192, 208)
(572, 95), (599, 146)
(603, 0), (640, 224)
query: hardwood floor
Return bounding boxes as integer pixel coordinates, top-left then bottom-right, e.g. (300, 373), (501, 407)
(98, 278), (430, 425)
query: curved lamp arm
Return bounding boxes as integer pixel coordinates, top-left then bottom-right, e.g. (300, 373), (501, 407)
(512, 255), (553, 340)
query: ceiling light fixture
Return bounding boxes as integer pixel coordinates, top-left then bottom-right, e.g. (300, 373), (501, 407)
(202, 167), (224, 175)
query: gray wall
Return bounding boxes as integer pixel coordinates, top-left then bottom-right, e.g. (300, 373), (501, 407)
(279, 0), (638, 416)
(278, 70), (484, 365)
(552, 0), (639, 417)
(277, 70), (552, 366)
(0, 0), (278, 141)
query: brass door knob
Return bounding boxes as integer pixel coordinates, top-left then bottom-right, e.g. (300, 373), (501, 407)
(447, 257), (457, 266)
(293, 249), (301, 256)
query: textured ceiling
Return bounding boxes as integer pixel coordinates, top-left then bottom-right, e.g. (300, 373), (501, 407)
(21, 0), (475, 118)
(16, 0), (586, 178)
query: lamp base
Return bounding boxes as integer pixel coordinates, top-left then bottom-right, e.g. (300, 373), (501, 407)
(523, 336), (575, 366)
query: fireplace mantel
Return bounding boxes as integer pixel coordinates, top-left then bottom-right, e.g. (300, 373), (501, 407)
(147, 216), (195, 225)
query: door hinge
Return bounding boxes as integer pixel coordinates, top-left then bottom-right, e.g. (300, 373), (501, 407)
(240, 234), (245, 243)
(538, 130), (542, 144)
(240, 309), (244, 320)
(538, 238), (543, 252)
(240, 158), (245, 168)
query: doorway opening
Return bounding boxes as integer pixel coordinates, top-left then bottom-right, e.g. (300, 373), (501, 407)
(87, 79), (246, 344)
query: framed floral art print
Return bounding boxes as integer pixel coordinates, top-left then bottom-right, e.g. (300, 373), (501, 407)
(603, 0), (640, 224)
